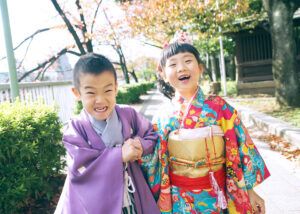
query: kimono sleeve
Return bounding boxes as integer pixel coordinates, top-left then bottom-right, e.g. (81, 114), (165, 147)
(220, 101), (270, 190)
(234, 119), (270, 189)
(130, 108), (158, 156)
(63, 120), (123, 180)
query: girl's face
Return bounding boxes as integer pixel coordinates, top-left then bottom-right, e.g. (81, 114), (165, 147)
(161, 52), (203, 99)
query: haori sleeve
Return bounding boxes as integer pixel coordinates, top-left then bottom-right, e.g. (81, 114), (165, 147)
(63, 120), (123, 180)
(60, 119), (124, 213)
(130, 109), (158, 156)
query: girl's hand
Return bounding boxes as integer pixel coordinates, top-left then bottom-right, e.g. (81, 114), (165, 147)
(248, 189), (265, 214)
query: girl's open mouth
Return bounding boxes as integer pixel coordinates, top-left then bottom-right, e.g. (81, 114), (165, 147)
(178, 75), (190, 81)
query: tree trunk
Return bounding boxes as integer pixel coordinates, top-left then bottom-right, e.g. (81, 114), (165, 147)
(130, 69), (138, 83)
(263, 0), (300, 106)
(116, 47), (130, 84)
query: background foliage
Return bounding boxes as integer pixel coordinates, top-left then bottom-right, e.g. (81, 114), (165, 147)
(0, 101), (65, 213)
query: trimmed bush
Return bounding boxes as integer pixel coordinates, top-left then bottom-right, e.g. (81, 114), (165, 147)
(117, 81), (155, 104)
(0, 101), (65, 213)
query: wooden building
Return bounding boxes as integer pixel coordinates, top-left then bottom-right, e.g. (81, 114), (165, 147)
(234, 10), (300, 94)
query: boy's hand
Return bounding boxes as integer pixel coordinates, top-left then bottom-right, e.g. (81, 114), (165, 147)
(248, 189), (265, 214)
(122, 137), (143, 162)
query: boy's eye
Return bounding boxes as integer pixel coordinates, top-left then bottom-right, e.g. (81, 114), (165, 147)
(185, 60), (192, 63)
(105, 90), (113, 93)
(168, 63), (176, 67)
(86, 92), (95, 95)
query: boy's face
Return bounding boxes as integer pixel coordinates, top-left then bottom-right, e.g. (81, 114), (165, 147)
(72, 71), (118, 121)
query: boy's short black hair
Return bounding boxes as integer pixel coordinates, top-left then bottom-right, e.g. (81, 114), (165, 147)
(159, 42), (202, 69)
(73, 53), (117, 89)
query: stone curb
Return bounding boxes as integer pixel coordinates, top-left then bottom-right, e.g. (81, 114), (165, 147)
(228, 102), (300, 149)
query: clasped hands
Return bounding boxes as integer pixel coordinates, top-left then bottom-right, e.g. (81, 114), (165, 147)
(122, 137), (143, 162)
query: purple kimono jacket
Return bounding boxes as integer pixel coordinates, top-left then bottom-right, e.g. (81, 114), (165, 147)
(55, 105), (160, 214)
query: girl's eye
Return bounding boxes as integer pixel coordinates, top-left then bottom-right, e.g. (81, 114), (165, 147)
(185, 60), (192, 63)
(105, 90), (113, 93)
(168, 64), (176, 67)
(86, 92), (95, 95)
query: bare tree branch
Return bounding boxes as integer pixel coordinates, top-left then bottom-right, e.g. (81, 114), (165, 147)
(17, 38), (33, 69)
(51, 0), (86, 54)
(140, 41), (162, 49)
(75, 0), (93, 52)
(15, 28), (51, 50)
(103, 9), (119, 46)
(36, 59), (57, 81)
(18, 47), (69, 82)
(91, 0), (103, 34)
(0, 28), (51, 61)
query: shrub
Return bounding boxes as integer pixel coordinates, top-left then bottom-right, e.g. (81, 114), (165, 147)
(0, 101), (66, 213)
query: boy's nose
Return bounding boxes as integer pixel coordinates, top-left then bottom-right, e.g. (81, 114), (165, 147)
(95, 95), (104, 103)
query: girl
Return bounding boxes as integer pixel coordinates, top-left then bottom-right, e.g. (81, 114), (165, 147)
(140, 36), (270, 214)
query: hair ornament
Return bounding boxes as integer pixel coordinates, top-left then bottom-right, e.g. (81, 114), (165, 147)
(162, 31), (192, 49)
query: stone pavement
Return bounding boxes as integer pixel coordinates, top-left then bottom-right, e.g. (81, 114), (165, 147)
(132, 89), (300, 214)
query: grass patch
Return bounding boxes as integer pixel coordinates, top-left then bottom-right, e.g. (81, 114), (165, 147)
(269, 107), (300, 128)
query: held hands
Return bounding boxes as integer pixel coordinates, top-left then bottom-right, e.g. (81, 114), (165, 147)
(122, 137), (143, 162)
(248, 189), (265, 214)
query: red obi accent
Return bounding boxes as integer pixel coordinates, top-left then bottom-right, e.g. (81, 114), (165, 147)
(169, 168), (225, 191)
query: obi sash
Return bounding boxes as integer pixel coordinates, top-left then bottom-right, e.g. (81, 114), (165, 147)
(168, 125), (225, 178)
(167, 125), (228, 209)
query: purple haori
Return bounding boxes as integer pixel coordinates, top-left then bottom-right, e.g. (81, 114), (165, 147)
(55, 105), (160, 214)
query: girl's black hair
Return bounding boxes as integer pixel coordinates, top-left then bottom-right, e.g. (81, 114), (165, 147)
(73, 53), (117, 89)
(158, 42), (202, 99)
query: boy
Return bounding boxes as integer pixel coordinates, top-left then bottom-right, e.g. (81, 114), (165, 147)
(55, 53), (160, 214)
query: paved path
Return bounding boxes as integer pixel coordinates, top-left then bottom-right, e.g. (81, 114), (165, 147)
(133, 89), (300, 214)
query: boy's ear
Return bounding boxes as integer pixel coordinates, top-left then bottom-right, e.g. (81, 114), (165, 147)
(71, 87), (81, 101)
(115, 82), (118, 95)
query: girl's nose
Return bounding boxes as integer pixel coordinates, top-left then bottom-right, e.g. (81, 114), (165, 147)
(177, 62), (186, 73)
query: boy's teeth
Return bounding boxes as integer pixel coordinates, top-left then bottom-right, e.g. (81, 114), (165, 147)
(95, 107), (106, 112)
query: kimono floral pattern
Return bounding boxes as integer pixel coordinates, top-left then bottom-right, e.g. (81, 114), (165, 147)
(140, 88), (270, 214)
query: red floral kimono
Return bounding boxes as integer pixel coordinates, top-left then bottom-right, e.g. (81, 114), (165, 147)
(140, 88), (270, 213)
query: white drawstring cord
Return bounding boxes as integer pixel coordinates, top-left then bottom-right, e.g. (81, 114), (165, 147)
(123, 163), (135, 208)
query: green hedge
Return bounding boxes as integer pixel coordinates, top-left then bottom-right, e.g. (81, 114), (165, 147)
(75, 81), (155, 114)
(0, 101), (66, 213)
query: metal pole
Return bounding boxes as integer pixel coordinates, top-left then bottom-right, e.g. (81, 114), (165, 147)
(216, 0), (227, 96)
(0, 0), (19, 99)
(218, 29), (227, 96)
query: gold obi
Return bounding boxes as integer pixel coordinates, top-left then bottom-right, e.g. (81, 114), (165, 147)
(168, 125), (225, 178)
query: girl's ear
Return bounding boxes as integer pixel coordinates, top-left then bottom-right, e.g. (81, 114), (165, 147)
(157, 64), (166, 80)
(72, 87), (81, 101)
